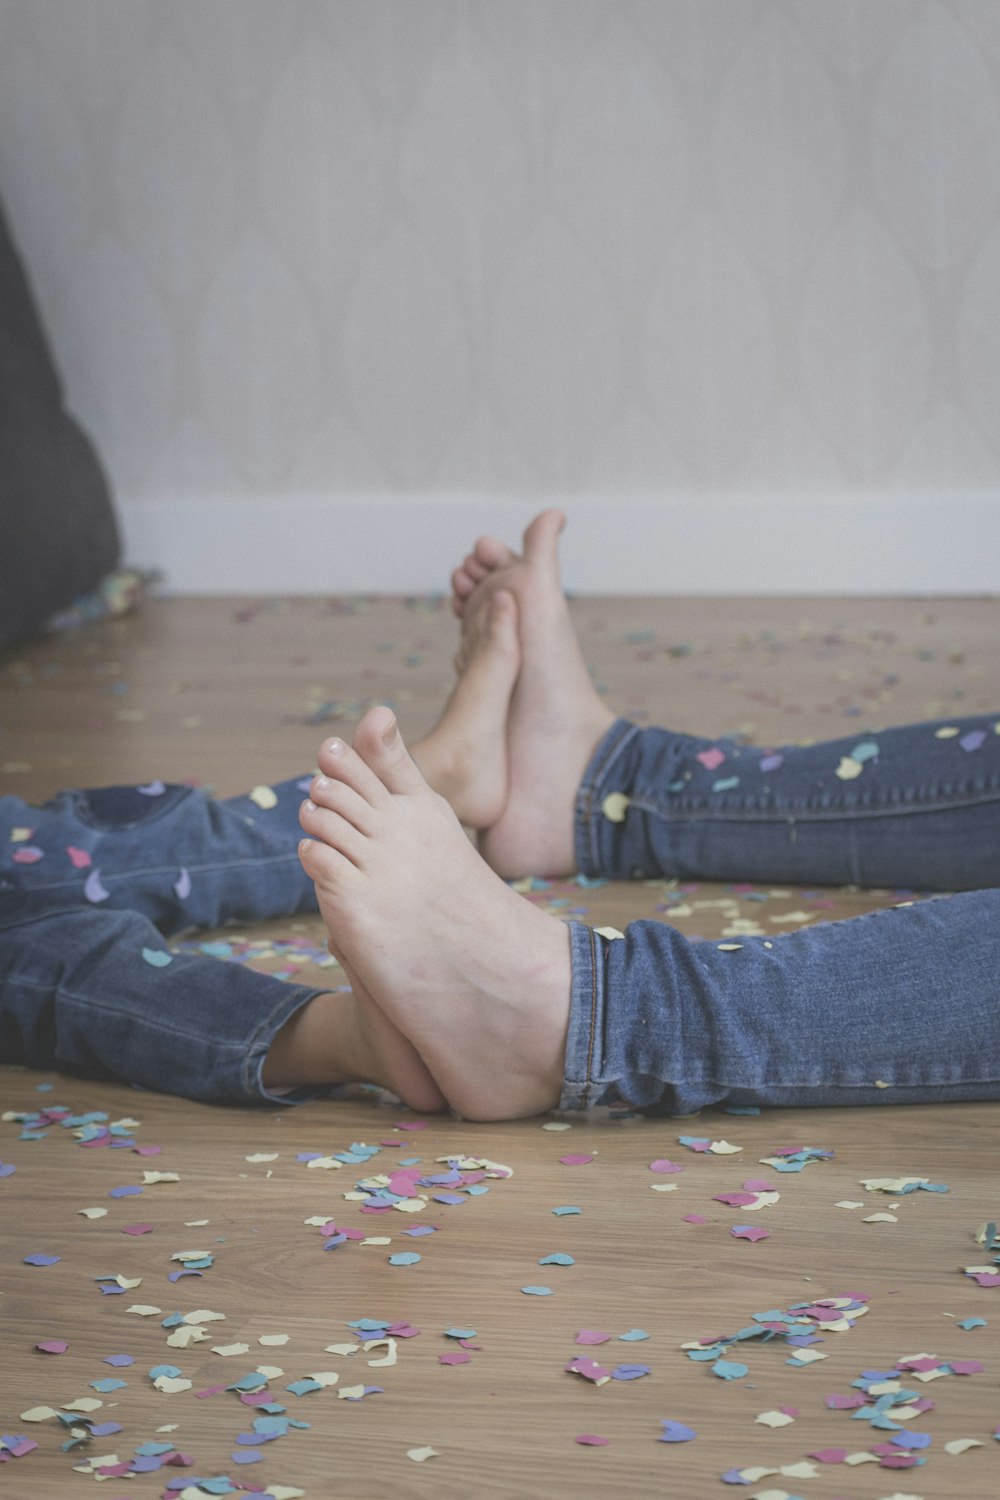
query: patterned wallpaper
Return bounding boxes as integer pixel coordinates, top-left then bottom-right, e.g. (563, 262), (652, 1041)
(0, 1), (998, 589)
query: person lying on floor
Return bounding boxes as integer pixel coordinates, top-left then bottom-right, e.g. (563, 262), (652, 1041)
(3, 512), (999, 1120)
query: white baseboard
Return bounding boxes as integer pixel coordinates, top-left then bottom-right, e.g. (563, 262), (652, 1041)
(116, 491), (1000, 595)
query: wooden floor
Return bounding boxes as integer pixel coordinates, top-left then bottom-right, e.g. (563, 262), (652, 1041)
(2, 590), (999, 1499)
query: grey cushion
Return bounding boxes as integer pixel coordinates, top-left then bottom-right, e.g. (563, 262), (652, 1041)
(0, 195), (119, 647)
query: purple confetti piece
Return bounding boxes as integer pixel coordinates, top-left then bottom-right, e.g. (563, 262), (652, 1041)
(173, 868), (191, 900)
(611, 1364), (650, 1380)
(960, 730), (987, 752)
(108, 1185), (143, 1198)
(231, 1450), (263, 1465)
(35, 1340), (68, 1354)
(23, 1254), (60, 1266)
(660, 1421), (697, 1443)
(84, 868), (110, 903)
(104, 1355), (134, 1367)
(759, 753), (784, 773)
(0, 1164), (16, 1178)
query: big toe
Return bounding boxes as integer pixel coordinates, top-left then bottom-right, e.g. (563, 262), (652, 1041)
(352, 707), (427, 796)
(521, 509), (566, 572)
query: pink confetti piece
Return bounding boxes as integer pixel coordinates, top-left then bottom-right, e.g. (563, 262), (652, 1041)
(649, 1159), (683, 1173)
(575, 1330), (612, 1345)
(133, 1145), (162, 1156)
(967, 1271), (1000, 1286)
(35, 1340), (68, 1354)
(438, 1351), (471, 1365)
(395, 1120), (428, 1130)
(809, 1448), (849, 1463)
(696, 747), (726, 770)
(121, 1223), (153, 1236)
(575, 1434), (609, 1446)
(714, 1191), (757, 1207)
(66, 845), (92, 868)
(949, 1358), (984, 1375)
(742, 1178), (776, 1191)
(11, 847), (43, 864)
(565, 1357), (610, 1382)
(559, 1153), (595, 1166)
(682, 1214), (707, 1224)
(731, 1224), (770, 1242)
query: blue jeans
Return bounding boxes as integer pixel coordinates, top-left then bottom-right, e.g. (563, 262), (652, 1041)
(2, 715), (998, 1113)
(0, 777), (328, 1102)
(563, 716), (1000, 1112)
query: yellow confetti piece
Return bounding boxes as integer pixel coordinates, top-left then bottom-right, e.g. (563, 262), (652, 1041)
(305, 1371), (339, 1387)
(708, 1140), (743, 1154)
(365, 1337), (398, 1368)
(944, 1438), (983, 1455)
(393, 1196), (428, 1213)
(835, 1200), (865, 1209)
(406, 1446), (439, 1462)
(79, 1207), (108, 1219)
(153, 1376), (192, 1394)
(305, 1155), (343, 1170)
(182, 1309), (226, 1325)
(245, 1153), (279, 1163)
(324, 1342), (359, 1356)
(594, 926), (625, 940)
(249, 784), (278, 809)
(863, 1212), (898, 1223)
(258, 1333), (289, 1346)
(717, 942), (743, 951)
(861, 1176), (929, 1193)
(126, 1304), (162, 1317)
(780, 1461), (820, 1479)
(361, 1236), (392, 1246)
(337, 1384), (367, 1400)
(756, 1410), (795, 1428)
(874, 1079), (892, 1089)
(841, 1451), (882, 1465)
(166, 1326), (208, 1349)
(935, 725), (960, 737)
(787, 1347), (827, 1365)
(184, 1219), (209, 1227)
(172, 1250), (211, 1262)
(62, 1397), (103, 1412)
(834, 755), (863, 779)
(212, 1343), (251, 1357)
(10, 827), (32, 841)
(542, 1122), (572, 1131)
(20, 1405), (60, 1422)
(142, 1170), (180, 1184)
(601, 792), (630, 822)
(650, 1182), (678, 1192)
(256, 1365), (284, 1380)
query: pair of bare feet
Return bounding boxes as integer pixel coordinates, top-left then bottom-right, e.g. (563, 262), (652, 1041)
(263, 511), (615, 1120)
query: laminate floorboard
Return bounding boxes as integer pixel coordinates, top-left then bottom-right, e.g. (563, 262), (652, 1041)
(2, 590), (998, 1499)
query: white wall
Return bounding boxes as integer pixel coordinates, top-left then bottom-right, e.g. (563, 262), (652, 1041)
(1, 0), (999, 593)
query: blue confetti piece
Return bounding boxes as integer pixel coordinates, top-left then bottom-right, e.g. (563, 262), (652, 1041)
(388, 1252), (421, 1266)
(619, 1329), (650, 1341)
(538, 1253), (574, 1266)
(712, 1359), (748, 1380)
(552, 1205), (581, 1216)
(520, 1285), (553, 1296)
(851, 740), (879, 762)
(958, 1317), (987, 1330)
(141, 947), (173, 968)
(444, 1328), (477, 1340)
(712, 776), (740, 792)
(90, 1378), (127, 1393)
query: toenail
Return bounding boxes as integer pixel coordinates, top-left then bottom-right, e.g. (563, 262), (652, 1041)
(299, 837), (314, 853)
(302, 799), (316, 814)
(382, 718), (398, 746)
(325, 739), (346, 757)
(313, 774), (330, 791)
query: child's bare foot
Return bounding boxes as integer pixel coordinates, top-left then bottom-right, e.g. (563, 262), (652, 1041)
(451, 534), (516, 617)
(453, 510), (616, 878)
(409, 590), (519, 829)
(262, 961), (449, 1114)
(297, 708), (572, 1121)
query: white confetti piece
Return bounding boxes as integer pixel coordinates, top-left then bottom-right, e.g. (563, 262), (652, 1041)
(944, 1438), (983, 1454)
(406, 1446), (439, 1462)
(258, 1333), (289, 1346)
(862, 1212), (898, 1223)
(79, 1207), (108, 1219)
(249, 784), (278, 809)
(835, 1200), (865, 1209)
(152, 1376), (192, 1394)
(755, 1410), (795, 1428)
(212, 1344), (251, 1358)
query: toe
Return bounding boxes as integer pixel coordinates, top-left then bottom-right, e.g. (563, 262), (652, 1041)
(463, 553), (488, 583)
(352, 707), (428, 796)
(299, 798), (366, 865)
(316, 735), (394, 807)
(522, 509), (566, 570)
(473, 534), (516, 570)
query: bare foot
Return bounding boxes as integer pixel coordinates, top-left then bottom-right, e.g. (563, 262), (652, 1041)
(453, 510), (616, 878)
(297, 708), (572, 1121)
(262, 962), (449, 1114)
(409, 589), (520, 829)
(450, 534), (516, 617)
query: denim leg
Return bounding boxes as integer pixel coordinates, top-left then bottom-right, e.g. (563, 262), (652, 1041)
(0, 774), (318, 935)
(0, 897), (327, 1104)
(561, 888), (1000, 1114)
(575, 716), (1000, 891)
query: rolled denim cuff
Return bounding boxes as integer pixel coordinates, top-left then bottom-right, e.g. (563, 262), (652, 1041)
(573, 718), (643, 878)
